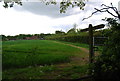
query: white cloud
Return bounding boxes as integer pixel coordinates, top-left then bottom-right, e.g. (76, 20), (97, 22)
(0, 6), (56, 35)
(0, 0), (120, 36)
(0, 4), (80, 36)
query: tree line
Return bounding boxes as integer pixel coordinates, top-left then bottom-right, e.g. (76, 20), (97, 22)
(1, 33), (51, 41)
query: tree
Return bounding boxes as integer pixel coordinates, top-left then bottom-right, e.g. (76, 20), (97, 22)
(83, 3), (120, 20)
(3, 0), (22, 8)
(1, 35), (7, 41)
(67, 23), (78, 34)
(2, 0), (86, 13)
(55, 30), (65, 35)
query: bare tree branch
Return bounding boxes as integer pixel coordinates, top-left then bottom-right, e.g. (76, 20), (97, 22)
(101, 4), (110, 8)
(106, 10), (118, 18)
(82, 10), (98, 20)
(83, 3), (120, 21)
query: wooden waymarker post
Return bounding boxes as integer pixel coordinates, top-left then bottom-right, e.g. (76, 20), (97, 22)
(89, 24), (94, 63)
(81, 24), (105, 63)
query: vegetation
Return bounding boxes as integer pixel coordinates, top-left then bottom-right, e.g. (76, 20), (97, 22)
(1, 22), (110, 80)
(2, 1), (120, 80)
(1, 33), (51, 41)
(3, 40), (89, 79)
(92, 18), (120, 81)
(46, 33), (89, 44)
(3, 40), (78, 69)
(2, 0), (86, 13)
(3, 64), (89, 79)
(45, 29), (105, 45)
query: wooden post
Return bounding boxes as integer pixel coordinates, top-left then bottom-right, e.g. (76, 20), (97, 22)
(80, 24), (105, 75)
(89, 24), (94, 63)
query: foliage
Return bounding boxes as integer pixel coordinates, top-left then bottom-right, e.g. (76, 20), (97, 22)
(3, 0), (22, 8)
(2, 33), (51, 41)
(55, 30), (65, 35)
(46, 30), (105, 45)
(2, 0), (86, 13)
(46, 33), (89, 44)
(103, 18), (120, 31)
(92, 18), (120, 81)
(59, 0), (85, 13)
(1, 35), (7, 41)
(67, 23), (78, 34)
(67, 28), (76, 34)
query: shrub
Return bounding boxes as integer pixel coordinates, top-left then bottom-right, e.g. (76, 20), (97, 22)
(92, 18), (120, 81)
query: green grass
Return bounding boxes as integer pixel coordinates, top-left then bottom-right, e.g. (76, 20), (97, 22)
(3, 40), (83, 69)
(2, 40), (89, 79)
(58, 65), (89, 79)
(3, 64), (89, 79)
(3, 65), (56, 79)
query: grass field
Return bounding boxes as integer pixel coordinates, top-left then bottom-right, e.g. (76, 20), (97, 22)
(2, 40), (89, 79)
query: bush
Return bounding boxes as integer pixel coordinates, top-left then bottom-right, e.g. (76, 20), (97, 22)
(92, 18), (120, 81)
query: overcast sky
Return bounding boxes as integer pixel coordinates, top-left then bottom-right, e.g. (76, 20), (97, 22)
(0, 0), (120, 36)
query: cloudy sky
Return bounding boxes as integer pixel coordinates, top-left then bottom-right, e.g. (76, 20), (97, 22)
(0, 0), (120, 36)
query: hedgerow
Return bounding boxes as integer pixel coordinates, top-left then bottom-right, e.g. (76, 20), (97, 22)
(45, 34), (89, 44)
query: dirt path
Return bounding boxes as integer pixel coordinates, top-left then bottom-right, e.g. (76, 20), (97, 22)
(52, 41), (99, 56)
(52, 41), (89, 54)
(52, 41), (89, 68)
(44, 41), (90, 79)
